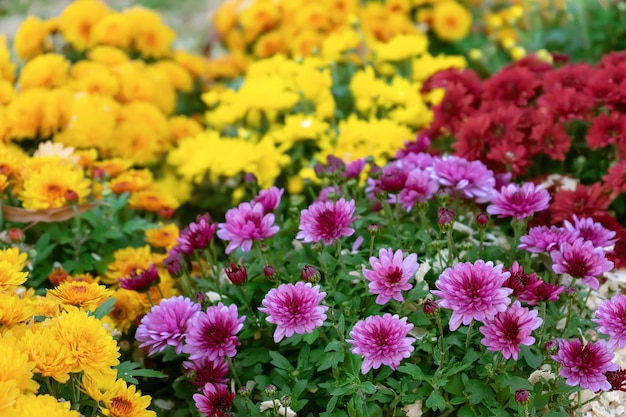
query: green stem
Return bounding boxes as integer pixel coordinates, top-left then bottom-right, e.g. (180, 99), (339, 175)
(369, 235), (375, 259)
(445, 229), (455, 267)
(226, 356), (242, 388)
(435, 314), (446, 367)
(145, 290), (155, 307)
(465, 321), (474, 351)
(509, 219), (527, 264)
(335, 240), (347, 273)
(478, 228), (485, 259)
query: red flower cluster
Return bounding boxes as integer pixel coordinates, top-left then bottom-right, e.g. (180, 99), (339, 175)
(421, 51), (626, 268)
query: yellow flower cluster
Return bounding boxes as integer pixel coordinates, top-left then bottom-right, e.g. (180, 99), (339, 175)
(212, 0), (473, 62)
(0, 245), (152, 416)
(169, 43), (465, 192)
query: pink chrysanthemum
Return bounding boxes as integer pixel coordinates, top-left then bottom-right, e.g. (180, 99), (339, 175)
(519, 281), (565, 305)
(487, 182), (551, 220)
(594, 294), (626, 349)
(398, 168), (440, 211)
(296, 198), (356, 245)
(217, 202), (280, 254)
(552, 339), (619, 392)
(563, 215), (618, 249)
(432, 260), (513, 331)
(430, 155), (496, 203)
(518, 225), (580, 253)
(184, 303), (245, 361)
(253, 186), (284, 214)
(503, 261), (542, 297)
(178, 213), (218, 255)
(119, 263), (160, 292)
(192, 382), (234, 417)
(259, 282), (328, 343)
(479, 301), (543, 360)
(348, 314), (415, 374)
(363, 248), (419, 305)
(135, 296), (202, 356)
(551, 238), (614, 290)
(183, 357), (229, 388)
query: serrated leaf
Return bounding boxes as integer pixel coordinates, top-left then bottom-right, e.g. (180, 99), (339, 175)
(91, 298), (116, 319)
(425, 390), (446, 412)
(269, 351), (294, 371)
(115, 361), (166, 384)
(397, 363), (424, 380)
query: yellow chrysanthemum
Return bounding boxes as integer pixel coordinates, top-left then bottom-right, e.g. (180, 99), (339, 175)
(6, 88), (46, 140)
(107, 289), (145, 334)
(88, 46), (130, 66)
(373, 33), (428, 62)
(18, 54), (69, 90)
(92, 158), (133, 179)
(26, 294), (62, 318)
(107, 169), (154, 195)
(0, 36), (16, 83)
(0, 292), (35, 328)
(53, 308), (120, 378)
(0, 174), (8, 193)
(20, 325), (74, 383)
(110, 122), (160, 166)
(0, 261), (28, 293)
(145, 223), (179, 250)
(19, 162), (91, 210)
(13, 16), (49, 60)
(70, 65), (119, 96)
(153, 61), (193, 93)
(125, 7), (175, 58)
(100, 378), (156, 417)
(0, 331), (39, 410)
(6, 394), (80, 417)
(91, 12), (133, 49)
(411, 52), (467, 82)
(432, 1), (472, 42)
(168, 116), (203, 144)
(59, 0), (112, 50)
(128, 189), (179, 213)
(48, 281), (113, 311)
(104, 246), (154, 285)
(0, 248), (28, 271)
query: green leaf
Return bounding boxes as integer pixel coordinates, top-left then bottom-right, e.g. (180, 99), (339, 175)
(397, 363), (424, 380)
(269, 351), (294, 371)
(405, 281), (430, 303)
(115, 361), (166, 384)
(330, 384), (354, 396)
(520, 345), (543, 369)
(494, 374), (532, 394)
(425, 390), (446, 412)
(466, 380), (492, 405)
(91, 298), (116, 319)
(326, 395), (339, 413)
(360, 381), (376, 395)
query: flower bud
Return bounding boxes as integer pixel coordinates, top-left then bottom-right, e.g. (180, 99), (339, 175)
(92, 167), (107, 180)
(263, 265), (278, 282)
(314, 163), (326, 179)
(225, 263), (248, 286)
(64, 189), (79, 204)
(310, 242), (323, 253)
(301, 265), (321, 284)
(158, 206), (175, 219)
(243, 172), (257, 184)
(476, 212), (489, 228)
(264, 384), (277, 397)
(8, 228), (24, 243)
(544, 340), (558, 355)
(514, 389), (530, 405)
(49, 267), (70, 286)
(280, 395), (291, 407)
(367, 223), (380, 236)
(369, 164), (382, 180)
(238, 387), (251, 398)
(438, 207), (455, 230)
(423, 299), (439, 318)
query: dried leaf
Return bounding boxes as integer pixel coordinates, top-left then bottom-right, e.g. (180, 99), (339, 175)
(2, 203), (98, 223)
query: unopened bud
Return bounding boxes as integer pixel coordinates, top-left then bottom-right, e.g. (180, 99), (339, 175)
(65, 189), (79, 203)
(243, 172), (257, 184)
(476, 212), (489, 227)
(367, 223), (380, 236)
(158, 206), (175, 219)
(280, 395), (291, 407)
(423, 299), (439, 318)
(438, 207), (455, 230)
(49, 267), (70, 286)
(8, 228), (24, 243)
(301, 265), (321, 284)
(514, 389), (530, 405)
(263, 265), (278, 282)
(544, 340), (558, 355)
(264, 384), (277, 397)
(225, 263), (247, 286)
(238, 387), (250, 398)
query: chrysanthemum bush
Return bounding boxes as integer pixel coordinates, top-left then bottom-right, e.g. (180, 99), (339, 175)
(113, 140), (626, 417)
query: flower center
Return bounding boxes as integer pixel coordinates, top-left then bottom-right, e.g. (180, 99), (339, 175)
(567, 258), (588, 278)
(502, 318), (520, 342)
(110, 397), (133, 416)
(386, 267), (403, 284)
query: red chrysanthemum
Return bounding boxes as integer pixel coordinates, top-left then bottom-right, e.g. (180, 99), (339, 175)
(549, 183), (613, 224)
(586, 113), (626, 149)
(482, 66), (539, 106)
(529, 117), (571, 161)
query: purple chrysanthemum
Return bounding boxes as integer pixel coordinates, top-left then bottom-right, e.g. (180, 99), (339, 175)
(432, 260), (513, 331)
(296, 198), (356, 245)
(253, 186), (284, 214)
(135, 296), (202, 356)
(487, 182), (551, 220)
(551, 238), (614, 289)
(519, 281), (565, 306)
(345, 158), (367, 179)
(184, 303), (246, 361)
(348, 314), (415, 374)
(563, 215), (618, 249)
(503, 261), (542, 297)
(430, 155), (496, 203)
(217, 202), (280, 254)
(363, 248), (419, 305)
(552, 339), (619, 392)
(119, 263), (160, 292)
(259, 282), (328, 343)
(594, 294), (626, 349)
(479, 301), (543, 360)
(163, 248), (185, 277)
(193, 382), (234, 417)
(183, 357), (229, 389)
(398, 168), (440, 211)
(178, 213), (218, 255)
(518, 225), (580, 253)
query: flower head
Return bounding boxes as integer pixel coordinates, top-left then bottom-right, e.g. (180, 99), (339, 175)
(519, 281), (565, 305)
(192, 383), (234, 417)
(433, 260), (513, 331)
(217, 202), (279, 254)
(119, 264), (160, 293)
(518, 225), (579, 253)
(296, 198), (356, 245)
(253, 186), (284, 214)
(135, 296), (201, 356)
(100, 378), (156, 417)
(594, 294), (626, 349)
(259, 282), (328, 343)
(487, 182), (551, 220)
(551, 238), (614, 289)
(398, 168), (440, 211)
(225, 263), (247, 286)
(563, 215), (617, 249)
(479, 301), (543, 360)
(348, 314), (415, 374)
(183, 357), (229, 389)
(184, 303), (245, 361)
(503, 262), (542, 297)
(48, 280), (113, 311)
(431, 155), (495, 203)
(178, 213), (218, 255)
(552, 339), (619, 392)
(363, 248), (419, 305)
